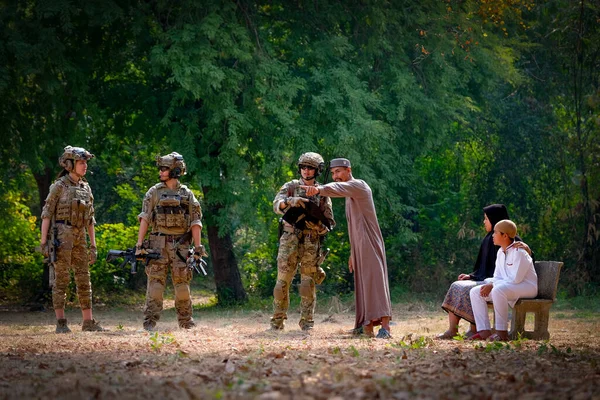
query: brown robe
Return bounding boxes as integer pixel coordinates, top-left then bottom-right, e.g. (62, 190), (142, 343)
(318, 178), (392, 328)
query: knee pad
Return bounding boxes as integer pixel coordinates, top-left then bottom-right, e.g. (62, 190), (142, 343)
(174, 283), (190, 298)
(273, 279), (287, 301)
(299, 278), (314, 297)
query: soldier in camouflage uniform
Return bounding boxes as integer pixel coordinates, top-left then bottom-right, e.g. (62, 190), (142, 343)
(40, 146), (106, 333)
(270, 152), (335, 331)
(135, 152), (204, 331)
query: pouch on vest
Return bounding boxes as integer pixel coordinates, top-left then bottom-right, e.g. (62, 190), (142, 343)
(155, 206), (188, 228)
(158, 194), (181, 207)
(69, 186), (91, 228)
(149, 235), (166, 250)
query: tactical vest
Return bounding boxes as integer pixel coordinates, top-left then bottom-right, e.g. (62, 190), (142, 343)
(151, 186), (192, 234)
(54, 176), (93, 228)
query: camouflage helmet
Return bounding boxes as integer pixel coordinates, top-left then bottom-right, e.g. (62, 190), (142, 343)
(59, 146), (94, 171)
(156, 152), (186, 178)
(298, 152), (325, 177)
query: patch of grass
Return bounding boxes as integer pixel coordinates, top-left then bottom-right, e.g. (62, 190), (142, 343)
(392, 334), (433, 349)
(149, 332), (177, 352)
(347, 345), (360, 357)
(94, 288), (146, 307)
(475, 341), (512, 352)
(390, 285), (439, 311)
(554, 293), (600, 312)
(537, 341), (572, 356)
(511, 332), (528, 349)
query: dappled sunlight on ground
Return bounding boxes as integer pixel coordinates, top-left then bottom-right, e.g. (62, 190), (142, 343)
(0, 302), (599, 399)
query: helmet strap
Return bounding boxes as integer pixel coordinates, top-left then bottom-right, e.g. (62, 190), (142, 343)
(69, 170), (83, 181)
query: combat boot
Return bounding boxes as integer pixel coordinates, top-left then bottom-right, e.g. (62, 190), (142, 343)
(179, 319), (196, 329)
(270, 317), (285, 331)
(143, 319), (156, 331)
(56, 318), (71, 334)
(82, 319), (107, 332)
(299, 319), (314, 331)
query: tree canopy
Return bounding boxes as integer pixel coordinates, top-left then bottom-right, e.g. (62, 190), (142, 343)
(1, 0), (599, 303)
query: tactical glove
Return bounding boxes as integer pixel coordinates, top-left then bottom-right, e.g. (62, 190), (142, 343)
(135, 246), (148, 261)
(89, 246), (97, 265)
(196, 244), (208, 257)
(41, 242), (49, 258)
(188, 245), (207, 263)
(287, 197), (307, 208)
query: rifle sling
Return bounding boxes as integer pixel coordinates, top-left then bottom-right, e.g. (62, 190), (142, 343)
(174, 231), (193, 263)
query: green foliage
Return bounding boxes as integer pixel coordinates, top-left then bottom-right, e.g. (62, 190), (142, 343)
(91, 223), (141, 294)
(475, 341), (512, 353)
(393, 335), (433, 349)
(0, 187), (43, 300)
(347, 345), (360, 357)
(536, 341), (572, 356)
(1, 0), (599, 305)
(149, 332), (177, 352)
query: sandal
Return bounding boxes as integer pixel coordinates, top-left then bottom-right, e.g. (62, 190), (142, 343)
(467, 332), (486, 341)
(487, 333), (509, 342)
(434, 330), (456, 340)
(376, 328), (392, 339)
(464, 330), (477, 339)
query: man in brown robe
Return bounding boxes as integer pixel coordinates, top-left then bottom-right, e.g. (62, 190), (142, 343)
(302, 158), (393, 338)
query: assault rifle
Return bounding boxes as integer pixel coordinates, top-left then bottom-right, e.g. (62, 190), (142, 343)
(106, 248), (161, 274)
(317, 247), (330, 266)
(48, 224), (60, 265)
(186, 248), (208, 276)
(282, 201), (332, 231)
(281, 165), (332, 231)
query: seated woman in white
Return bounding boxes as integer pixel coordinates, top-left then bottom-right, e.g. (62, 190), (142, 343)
(469, 219), (537, 341)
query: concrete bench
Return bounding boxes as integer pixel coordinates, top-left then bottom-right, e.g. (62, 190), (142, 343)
(488, 261), (563, 340)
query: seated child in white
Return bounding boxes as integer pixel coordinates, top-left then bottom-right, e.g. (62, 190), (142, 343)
(469, 219), (537, 341)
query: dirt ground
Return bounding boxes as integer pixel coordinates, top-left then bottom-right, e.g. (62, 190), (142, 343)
(0, 298), (599, 400)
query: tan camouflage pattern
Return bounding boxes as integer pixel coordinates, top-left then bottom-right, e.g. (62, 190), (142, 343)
(138, 182), (202, 235)
(139, 181), (202, 327)
(272, 180), (335, 227)
(298, 152), (324, 169)
(271, 179), (335, 329)
(143, 239), (194, 326)
(41, 175), (95, 311)
(59, 145), (94, 171)
(41, 175), (96, 227)
(272, 230), (322, 329)
(156, 152), (186, 175)
(52, 224), (92, 310)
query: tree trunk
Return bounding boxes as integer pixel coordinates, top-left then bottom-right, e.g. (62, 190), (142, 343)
(200, 184), (247, 304)
(206, 221), (247, 304)
(33, 167), (53, 216)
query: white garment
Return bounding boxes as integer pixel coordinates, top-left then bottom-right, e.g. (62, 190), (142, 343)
(470, 243), (537, 331)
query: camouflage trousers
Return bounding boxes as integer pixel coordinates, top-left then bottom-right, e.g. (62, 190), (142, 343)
(272, 230), (320, 329)
(144, 238), (193, 326)
(53, 224), (92, 310)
